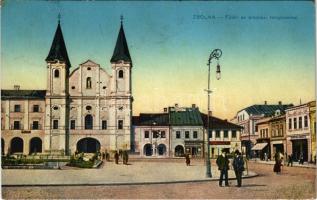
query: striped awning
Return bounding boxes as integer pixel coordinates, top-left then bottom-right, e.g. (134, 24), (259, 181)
(251, 143), (268, 150)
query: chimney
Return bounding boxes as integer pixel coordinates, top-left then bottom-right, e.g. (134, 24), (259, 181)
(192, 104), (196, 108)
(264, 101), (267, 105)
(278, 101), (282, 105)
(14, 85), (20, 90)
(163, 107), (168, 113)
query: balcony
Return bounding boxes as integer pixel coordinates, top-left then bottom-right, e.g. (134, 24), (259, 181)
(30, 124), (42, 130)
(10, 124), (23, 130)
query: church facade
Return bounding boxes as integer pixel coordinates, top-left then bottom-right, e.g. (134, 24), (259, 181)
(1, 19), (133, 155)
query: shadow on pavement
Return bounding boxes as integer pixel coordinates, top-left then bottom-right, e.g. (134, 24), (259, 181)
(241, 184), (266, 187)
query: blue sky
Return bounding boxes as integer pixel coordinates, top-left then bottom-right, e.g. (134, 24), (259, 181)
(1, 1), (315, 118)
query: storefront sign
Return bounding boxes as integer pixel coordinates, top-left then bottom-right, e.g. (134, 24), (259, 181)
(209, 141), (230, 145)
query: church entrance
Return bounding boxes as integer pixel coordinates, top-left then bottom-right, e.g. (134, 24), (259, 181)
(77, 138), (100, 153)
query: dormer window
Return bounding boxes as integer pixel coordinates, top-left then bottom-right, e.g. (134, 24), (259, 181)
(118, 70), (124, 78)
(86, 77), (92, 89)
(54, 69), (59, 78)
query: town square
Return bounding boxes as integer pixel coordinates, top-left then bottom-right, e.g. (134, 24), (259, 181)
(1, 0), (316, 199)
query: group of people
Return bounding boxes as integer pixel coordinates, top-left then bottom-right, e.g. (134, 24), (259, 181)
(216, 149), (245, 187)
(114, 150), (129, 165)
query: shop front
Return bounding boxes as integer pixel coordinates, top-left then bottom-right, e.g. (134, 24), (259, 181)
(252, 139), (271, 160)
(209, 141), (231, 158)
(292, 139), (308, 162)
(185, 141), (203, 158)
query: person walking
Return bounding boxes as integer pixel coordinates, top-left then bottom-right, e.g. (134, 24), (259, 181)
(233, 150), (245, 187)
(287, 154), (293, 167)
(273, 151), (281, 174)
(185, 153), (190, 166)
(114, 151), (119, 164)
(216, 149), (229, 187)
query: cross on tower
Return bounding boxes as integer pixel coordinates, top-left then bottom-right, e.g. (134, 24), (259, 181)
(58, 13), (61, 24)
(120, 15), (123, 24)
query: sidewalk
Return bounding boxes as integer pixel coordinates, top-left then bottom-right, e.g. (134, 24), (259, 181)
(2, 160), (257, 186)
(249, 159), (316, 168)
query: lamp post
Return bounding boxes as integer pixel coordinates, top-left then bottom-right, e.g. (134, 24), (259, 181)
(205, 49), (222, 178)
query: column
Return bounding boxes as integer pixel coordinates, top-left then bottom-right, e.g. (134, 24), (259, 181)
(24, 100), (29, 130)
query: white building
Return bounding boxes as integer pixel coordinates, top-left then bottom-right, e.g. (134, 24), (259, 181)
(1, 18), (133, 155)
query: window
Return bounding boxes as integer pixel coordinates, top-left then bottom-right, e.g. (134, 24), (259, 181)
(32, 121), (39, 130)
(53, 120), (58, 129)
(144, 131), (149, 138)
(86, 77), (92, 89)
(185, 131), (190, 139)
(87, 67), (91, 70)
(216, 130), (220, 138)
(53, 106), (59, 110)
(32, 105), (39, 112)
(71, 86), (75, 89)
(193, 131), (198, 139)
(14, 105), (21, 112)
(118, 120), (123, 129)
(289, 118), (292, 130)
(118, 70), (124, 78)
(13, 121), (20, 130)
(255, 125), (258, 132)
(232, 130), (237, 138)
(224, 130), (228, 138)
(176, 131), (181, 139)
(304, 116), (308, 127)
(85, 115), (93, 129)
(70, 120), (75, 130)
(161, 131), (166, 138)
(102, 120), (107, 130)
(299, 117), (302, 129)
(86, 106), (92, 110)
(153, 131), (159, 138)
(54, 69), (59, 78)
(294, 118), (297, 129)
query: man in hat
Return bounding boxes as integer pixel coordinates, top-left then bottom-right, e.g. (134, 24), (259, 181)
(233, 150), (245, 187)
(216, 149), (229, 187)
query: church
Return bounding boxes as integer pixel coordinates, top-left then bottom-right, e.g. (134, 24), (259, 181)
(1, 17), (133, 155)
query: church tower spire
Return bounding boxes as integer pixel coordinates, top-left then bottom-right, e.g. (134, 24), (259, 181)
(46, 16), (71, 67)
(110, 15), (132, 63)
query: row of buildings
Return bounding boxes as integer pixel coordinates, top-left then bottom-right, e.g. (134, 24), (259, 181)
(132, 104), (242, 158)
(234, 101), (316, 162)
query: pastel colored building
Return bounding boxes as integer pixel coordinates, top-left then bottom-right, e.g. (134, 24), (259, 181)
(308, 101), (316, 162)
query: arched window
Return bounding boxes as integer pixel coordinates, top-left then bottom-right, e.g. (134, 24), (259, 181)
(85, 115), (93, 129)
(118, 70), (124, 78)
(54, 69), (60, 78)
(86, 77), (92, 89)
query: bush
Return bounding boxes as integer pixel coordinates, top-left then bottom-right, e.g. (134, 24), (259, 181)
(68, 157), (94, 168)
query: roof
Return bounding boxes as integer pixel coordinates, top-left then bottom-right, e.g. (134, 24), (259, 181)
(242, 104), (293, 117)
(45, 22), (71, 67)
(170, 108), (203, 126)
(1, 90), (46, 100)
(110, 23), (131, 63)
(133, 113), (169, 126)
(200, 113), (243, 130)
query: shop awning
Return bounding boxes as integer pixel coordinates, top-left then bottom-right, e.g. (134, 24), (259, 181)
(251, 143), (268, 150)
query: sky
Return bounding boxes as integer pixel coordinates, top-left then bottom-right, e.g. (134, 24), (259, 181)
(1, 1), (316, 119)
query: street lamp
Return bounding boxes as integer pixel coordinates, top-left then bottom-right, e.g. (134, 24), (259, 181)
(205, 49), (222, 178)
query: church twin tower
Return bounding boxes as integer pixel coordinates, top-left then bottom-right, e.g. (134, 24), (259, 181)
(44, 18), (133, 155)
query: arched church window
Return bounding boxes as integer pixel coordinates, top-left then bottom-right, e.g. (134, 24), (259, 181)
(118, 70), (124, 79)
(85, 115), (93, 129)
(86, 77), (92, 89)
(54, 69), (59, 78)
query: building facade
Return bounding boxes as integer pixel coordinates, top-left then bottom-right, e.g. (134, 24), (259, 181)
(132, 113), (170, 157)
(235, 102), (292, 158)
(308, 101), (316, 162)
(1, 19), (133, 155)
(286, 103), (311, 162)
(270, 114), (287, 159)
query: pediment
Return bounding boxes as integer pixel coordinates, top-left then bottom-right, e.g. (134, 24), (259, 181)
(80, 59), (99, 66)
